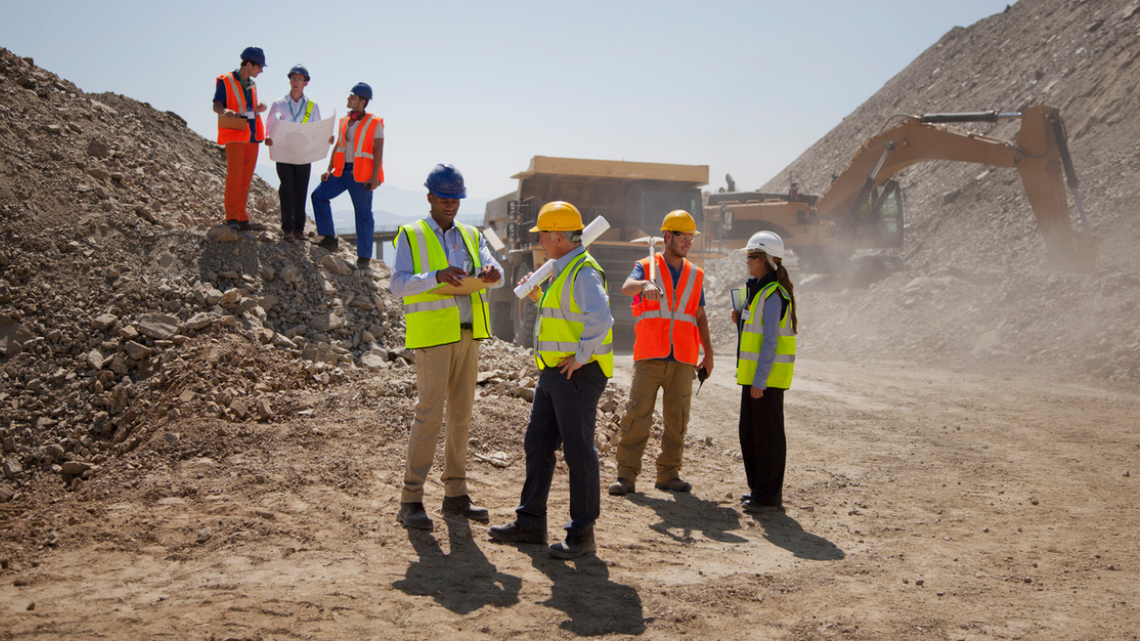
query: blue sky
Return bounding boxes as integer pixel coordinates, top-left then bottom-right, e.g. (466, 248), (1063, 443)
(2, 0), (1013, 201)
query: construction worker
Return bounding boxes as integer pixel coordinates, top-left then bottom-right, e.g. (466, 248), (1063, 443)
(489, 201), (614, 560)
(264, 64), (322, 242)
(608, 210), (713, 496)
(212, 46), (268, 231)
(733, 231), (797, 514)
(390, 164), (503, 531)
(311, 82), (383, 267)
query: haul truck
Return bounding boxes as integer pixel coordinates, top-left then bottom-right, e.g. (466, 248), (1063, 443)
(704, 105), (1097, 272)
(484, 156), (710, 347)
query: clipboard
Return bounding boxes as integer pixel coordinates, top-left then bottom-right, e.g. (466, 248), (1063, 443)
(219, 114), (248, 130)
(432, 276), (491, 296)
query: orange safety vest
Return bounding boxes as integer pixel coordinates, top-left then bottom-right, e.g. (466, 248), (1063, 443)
(216, 72), (265, 145)
(631, 254), (704, 364)
(332, 114), (385, 184)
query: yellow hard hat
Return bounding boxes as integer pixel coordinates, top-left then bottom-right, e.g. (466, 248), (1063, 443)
(530, 201), (585, 232)
(661, 210), (700, 236)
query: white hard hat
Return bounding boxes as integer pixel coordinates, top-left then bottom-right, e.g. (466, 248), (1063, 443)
(740, 231), (785, 259)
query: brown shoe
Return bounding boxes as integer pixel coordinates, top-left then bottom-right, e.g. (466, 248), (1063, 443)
(608, 478), (635, 496)
(292, 231), (306, 241)
(655, 477), (693, 493)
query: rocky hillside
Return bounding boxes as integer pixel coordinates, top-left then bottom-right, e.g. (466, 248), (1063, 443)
(728, 0), (1140, 384)
(0, 46), (582, 503)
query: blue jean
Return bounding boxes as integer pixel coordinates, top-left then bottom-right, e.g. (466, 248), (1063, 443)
(516, 361), (608, 536)
(310, 163), (374, 259)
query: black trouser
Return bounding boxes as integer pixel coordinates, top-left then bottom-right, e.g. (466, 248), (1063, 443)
(275, 162), (312, 233)
(516, 361), (608, 537)
(738, 386), (786, 507)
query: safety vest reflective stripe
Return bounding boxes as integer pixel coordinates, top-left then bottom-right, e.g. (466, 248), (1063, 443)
(221, 74), (248, 113)
(398, 220), (488, 348)
(536, 341), (616, 354)
(216, 73), (264, 145)
(631, 254), (703, 364)
(534, 252), (614, 377)
(737, 352), (796, 363)
(302, 100), (314, 123)
(332, 114), (383, 183)
(735, 282), (796, 389)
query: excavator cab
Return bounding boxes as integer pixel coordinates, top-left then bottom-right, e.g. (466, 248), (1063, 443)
(836, 178), (905, 249)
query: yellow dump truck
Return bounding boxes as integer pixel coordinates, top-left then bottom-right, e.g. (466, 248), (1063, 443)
(483, 156), (710, 347)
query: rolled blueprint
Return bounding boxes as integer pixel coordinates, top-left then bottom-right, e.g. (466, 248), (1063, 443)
(513, 217), (611, 299)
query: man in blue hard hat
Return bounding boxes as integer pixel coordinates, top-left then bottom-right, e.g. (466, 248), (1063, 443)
(311, 82), (384, 266)
(389, 164), (504, 531)
(264, 64), (323, 242)
(212, 46), (269, 231)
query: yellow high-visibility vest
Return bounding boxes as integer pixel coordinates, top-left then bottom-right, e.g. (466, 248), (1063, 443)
(396, 219), (489, 348)
(736, 282), (795, 389)
(534, 252), (614, 377)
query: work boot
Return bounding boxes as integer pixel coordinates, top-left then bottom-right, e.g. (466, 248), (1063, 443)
(237, 220), (266, 232)
(441, 494), (490, 523)
(397, 502), (433, 530)
(292, 231), (306, 241)
(742, 499), (783, 514)
(488, 520), (546, 544)
(225, 219), (240, 231)
(317, 236), (339, 251)
(655, 477), (693, 493)
(549, 529), (596, 560)
(356, 257), (371, 268)
(608, 477), (635, 496)
(282, 232), (294, 243)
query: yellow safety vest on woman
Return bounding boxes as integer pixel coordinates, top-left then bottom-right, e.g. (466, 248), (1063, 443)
(736, 282), (796, 389)
(396, 219), (489, 349)
(535, 252), (614, 377)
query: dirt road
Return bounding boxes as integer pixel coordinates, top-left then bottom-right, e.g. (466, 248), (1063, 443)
(2, 354), (1138, 640)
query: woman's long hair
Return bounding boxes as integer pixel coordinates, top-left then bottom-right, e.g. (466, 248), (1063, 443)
(771, 256), (798, 334)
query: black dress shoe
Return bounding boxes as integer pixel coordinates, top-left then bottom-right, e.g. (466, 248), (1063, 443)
(488, 521), (546, 544)
(442, 494), (490, 523)
(397, 502), (433, 530)
(549, 529), (596, 559)
(742, 499), (783, 514)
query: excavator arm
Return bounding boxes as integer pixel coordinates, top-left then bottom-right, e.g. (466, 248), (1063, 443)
(815, 105), (1097, 270)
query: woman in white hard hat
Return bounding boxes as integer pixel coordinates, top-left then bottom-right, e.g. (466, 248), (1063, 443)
(732, 231), (798, 513)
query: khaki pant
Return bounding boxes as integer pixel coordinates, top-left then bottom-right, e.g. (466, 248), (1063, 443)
(615, 359), (694, 484)
(401, 330), (478, 503)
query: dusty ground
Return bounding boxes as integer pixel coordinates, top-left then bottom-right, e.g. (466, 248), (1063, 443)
(2, 348), (1137, 641)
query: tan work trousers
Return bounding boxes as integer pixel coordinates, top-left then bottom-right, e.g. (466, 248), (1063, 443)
(615, 359), (694, 484)
(401, 330), (478, 503)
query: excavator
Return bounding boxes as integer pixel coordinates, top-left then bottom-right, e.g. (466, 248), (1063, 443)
(703, 105), (1098, 272)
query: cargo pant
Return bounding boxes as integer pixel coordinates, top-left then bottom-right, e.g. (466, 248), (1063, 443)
(614, 359), (694, 484)
(401, 329), (478, 503)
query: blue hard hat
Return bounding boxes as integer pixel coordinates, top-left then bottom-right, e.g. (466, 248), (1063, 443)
(240, 46), (266, 67)
(350, 82), (373, 100)
(287, 64), (310, 80)
(425, 164), (467, 199)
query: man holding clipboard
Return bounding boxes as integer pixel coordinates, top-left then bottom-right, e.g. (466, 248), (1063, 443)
(212, 46), (268, 231)
(390, 164), (503, 531)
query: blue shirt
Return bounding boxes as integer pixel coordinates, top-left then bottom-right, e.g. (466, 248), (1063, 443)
(390, 216), (504, 325)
